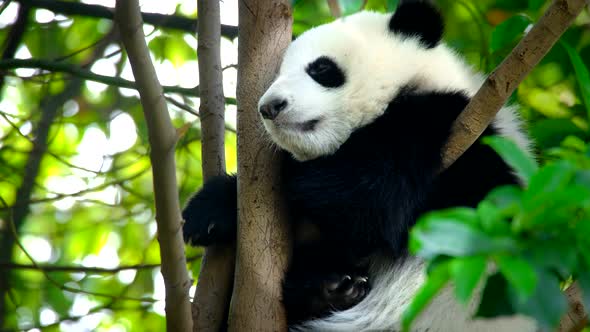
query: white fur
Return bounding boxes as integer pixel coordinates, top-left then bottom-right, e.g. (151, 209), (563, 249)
(258, 10), (537, 332)
(259, 11), (532, 161)
(293, 256), (538, 332)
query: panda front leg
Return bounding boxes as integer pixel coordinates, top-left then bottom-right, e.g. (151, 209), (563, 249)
(282, 237), (372, 324)
(182, 174), (237, 246)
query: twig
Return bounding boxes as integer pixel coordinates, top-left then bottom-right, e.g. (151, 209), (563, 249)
(115, 1), (193, 330)
(14, 0), (239, 39)
(0, 254), (202, 274)
(0, 2), (30, 93)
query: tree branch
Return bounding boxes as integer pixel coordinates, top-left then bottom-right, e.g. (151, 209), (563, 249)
(115, 1), (192, 331)
(228, 1), (293, 330)
(190, 0), (235, 331)
(15, 0), (239, 39)
(438, 0), (588, 330)
(441, 0), (588, 169)
(0, 2), (30, 92)
(0, 58), (236, 104)
(0, 254), (202, 274)
(327, 0), (342, 17)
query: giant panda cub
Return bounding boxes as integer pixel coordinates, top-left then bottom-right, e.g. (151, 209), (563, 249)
(182, 1), (538, 331)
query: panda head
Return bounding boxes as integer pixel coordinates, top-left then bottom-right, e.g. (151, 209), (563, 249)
(257, 1), (474, 161)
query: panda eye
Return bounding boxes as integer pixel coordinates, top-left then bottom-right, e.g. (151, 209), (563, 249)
(306, 56), (345, 88)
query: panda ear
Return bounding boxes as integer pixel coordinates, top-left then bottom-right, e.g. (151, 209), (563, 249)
(388, 0), (444, 48)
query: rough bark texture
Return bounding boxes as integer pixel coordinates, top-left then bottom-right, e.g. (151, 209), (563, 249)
(228, 1), (293, 331)
(442, 0), (588, 169)
(191, 0), (235, 331)
(115, 1), (192, 331)
(559, 283), (588, 332)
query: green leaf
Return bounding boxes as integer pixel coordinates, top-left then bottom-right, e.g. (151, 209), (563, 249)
(450, 256), (487, 304)
(561, 41), (590, 118)
(483, 136), (539, 183)
(578, 268), (590, 315)
(481, 185), (522, 234)
(490, 15), (532, 53)
(518, 183), (590, 230)
(411, 208), (517, 259)
(339, 0), (364, 15)
(529, 242), (578, 280)
(477, 273), (516, 317)
(477, 200), (510, 235)
(526, 161), (575, 197)
(496, 255), (537, 299)
(387, 0), (399, 12)
(510, 269), (567, 329)
(530, 119), (587, 150)
(527, 0), (545, 11)
(401, 262), (450, 332)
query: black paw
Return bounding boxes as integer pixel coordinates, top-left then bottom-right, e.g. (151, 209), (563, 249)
(321, 273), (370, 311)
(182, 175), (237, 247)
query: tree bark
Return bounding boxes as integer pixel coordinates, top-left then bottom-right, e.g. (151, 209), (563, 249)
(115, 1), (192, 331)
(191, 0), (235, 331)
(228, 1), (293, 331)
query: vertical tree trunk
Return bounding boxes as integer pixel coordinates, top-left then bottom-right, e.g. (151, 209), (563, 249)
(116, 1), (192, 330)
(229, 1), (293, 330)
(191, 0), (235, 331)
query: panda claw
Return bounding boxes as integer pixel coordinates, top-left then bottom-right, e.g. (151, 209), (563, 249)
(320, 273), (371, 311)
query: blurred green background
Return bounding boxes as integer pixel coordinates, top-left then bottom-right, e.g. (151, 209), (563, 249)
(0, 0), (589, 330)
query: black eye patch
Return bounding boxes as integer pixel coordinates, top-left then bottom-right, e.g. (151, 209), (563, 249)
(305, 56), (345, 88)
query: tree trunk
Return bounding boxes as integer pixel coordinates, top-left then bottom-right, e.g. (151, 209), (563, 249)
(116, 1), (193, 330)
(191, 0), (235, 331)
(228, 1), (293, 331)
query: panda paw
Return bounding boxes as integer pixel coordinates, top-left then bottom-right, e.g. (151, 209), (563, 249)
(182, 175), (237, 247)
(321, 273), (370, 310)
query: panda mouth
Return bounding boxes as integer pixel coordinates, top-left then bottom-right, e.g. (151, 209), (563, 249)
(279, 118), (321, 132)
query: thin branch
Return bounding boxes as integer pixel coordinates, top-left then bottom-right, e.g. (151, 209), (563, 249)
(0, 0), (14, 15)
(0, 2), (30, 93)
(14, 0), (239, 39)
(0, 254), (202, 274)
(0, 58), (238, 104)
(441, 0), (588, 169)
(0, 196), (156, 304)
(191, 1), (234, 331)
(327, 0), (342, 17)
(115, 1), (193, 331)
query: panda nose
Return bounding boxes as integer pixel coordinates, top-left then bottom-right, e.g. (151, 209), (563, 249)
(259, 99), (288, 120)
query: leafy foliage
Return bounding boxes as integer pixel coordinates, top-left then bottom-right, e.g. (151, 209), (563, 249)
(404, 136), (590, 331)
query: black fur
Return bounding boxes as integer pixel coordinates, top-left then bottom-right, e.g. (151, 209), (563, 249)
(182, 88), (518, 324)
(182, 175), (237, 246)
(306, 56), (346, 88)
(389, 1), (444, 48)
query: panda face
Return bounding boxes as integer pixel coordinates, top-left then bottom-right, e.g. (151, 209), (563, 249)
(258, 6), (476, 161)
